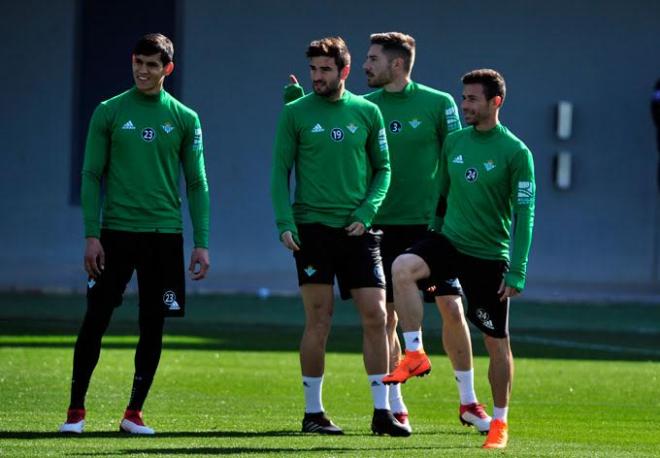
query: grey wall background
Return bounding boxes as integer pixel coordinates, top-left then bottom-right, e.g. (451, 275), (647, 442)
(1, 0), (659, 299)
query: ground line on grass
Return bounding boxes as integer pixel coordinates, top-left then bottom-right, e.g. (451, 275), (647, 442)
(511, 334), (660, 356)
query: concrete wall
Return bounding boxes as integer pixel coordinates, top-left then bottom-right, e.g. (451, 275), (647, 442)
(0, 0), (81, 290)
(1, 0), (659, 297)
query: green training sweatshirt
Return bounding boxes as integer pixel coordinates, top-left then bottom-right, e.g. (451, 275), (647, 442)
(81, 86), (209, 247)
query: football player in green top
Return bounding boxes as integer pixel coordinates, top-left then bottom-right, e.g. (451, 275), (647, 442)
(271, 36), (408, 436)
(59, 33), (210, 436)
(386, 69), (535, 450)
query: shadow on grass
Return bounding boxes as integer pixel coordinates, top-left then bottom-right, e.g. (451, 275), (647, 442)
(1, 321), (658, 361)
(0, 429), (464, 440)
(0, 430), (295, 439)
(77, 445), (466, 456)
(1, 293), (659, 361)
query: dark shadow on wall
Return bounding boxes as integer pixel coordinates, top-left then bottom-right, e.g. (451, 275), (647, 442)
(69, 0), (180, 205)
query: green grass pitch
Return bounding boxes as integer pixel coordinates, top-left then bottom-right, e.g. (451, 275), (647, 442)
(0, 293), (659, 457)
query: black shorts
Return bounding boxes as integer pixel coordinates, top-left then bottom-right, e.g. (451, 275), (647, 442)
(86, 229), (186, 317)
(293, 223), (386, 300)
(374, 224), (462, 303)
(407, 232), (510, 338)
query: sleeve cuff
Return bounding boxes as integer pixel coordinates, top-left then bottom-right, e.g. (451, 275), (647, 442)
(504, 271), (526, 291)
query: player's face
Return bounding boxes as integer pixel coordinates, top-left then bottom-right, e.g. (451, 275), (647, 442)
(462, 83), (496, 127)
(309, 56), (343, 98)
(132, 54), (167, 95)
(363, 44), (393, 88)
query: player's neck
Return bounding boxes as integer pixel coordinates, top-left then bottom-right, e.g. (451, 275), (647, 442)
(383, 75), (411, 93)
(326, 83), (345, 102)
(475, 112), (499, 132)
(138, 82), (164, 96)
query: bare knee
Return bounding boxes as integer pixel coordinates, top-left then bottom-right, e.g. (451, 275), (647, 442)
(392, 254), (428, 286)
(437, 296), (465, 325)
(484, 335), (511, 360)
(304, 302), (333, 339)
(361, 304), (387, 331)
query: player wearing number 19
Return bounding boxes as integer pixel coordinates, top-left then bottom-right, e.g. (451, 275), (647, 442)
(58, 33), (210, 435)
(271, 36), (409, 436)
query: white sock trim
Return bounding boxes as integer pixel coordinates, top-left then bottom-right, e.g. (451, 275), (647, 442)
(454, 369), (478, 405)
(493, 406), (508, 422)
(388, 383), (407, 414)
(302, 375), (324, 413)
(403, 331), (423, 351)
(368, 374), (390, 410)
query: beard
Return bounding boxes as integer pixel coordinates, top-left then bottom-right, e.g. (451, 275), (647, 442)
(463, 110), (480, 126)
(365, 70), (392, 88)
(313, 78), (341, 98)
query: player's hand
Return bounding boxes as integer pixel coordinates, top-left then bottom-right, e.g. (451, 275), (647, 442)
(84, 237), (105, 278)
(289, 74), (299, 85)
(281, 231), (300, 251)
(189, 247), (210, 281)
(498, 279), (519, 302)
(345, 221), (365, 236)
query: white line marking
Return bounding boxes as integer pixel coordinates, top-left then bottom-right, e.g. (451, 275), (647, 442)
(512, 335), (660, 357)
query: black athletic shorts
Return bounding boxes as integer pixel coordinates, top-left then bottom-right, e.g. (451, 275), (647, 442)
(407, 232), (510, 338)
(293, 223), (386, 300)
(86, 229), (186, 317)
(373, 224), (462, 303)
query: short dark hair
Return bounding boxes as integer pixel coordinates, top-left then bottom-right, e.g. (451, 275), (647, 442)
(306, 36), (351, 71)
(462, 69), (506, 102)
(133, 33), (174, 65)
(369, 32), (416, 73)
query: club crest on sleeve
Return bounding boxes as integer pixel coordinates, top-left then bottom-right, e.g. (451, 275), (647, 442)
(517, 181), (535, 204)
(378, 128), (388, 152)
(192, 128), (203, 149)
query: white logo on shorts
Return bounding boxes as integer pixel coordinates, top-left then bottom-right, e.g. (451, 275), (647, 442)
(476, 308), (495, 330)
(163, 290), (181, 311)
(373, 264), (385, 283)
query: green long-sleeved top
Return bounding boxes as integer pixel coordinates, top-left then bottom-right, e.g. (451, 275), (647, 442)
(271, 90), (390, 240)
(435, 124), (535, 290)
(81, 87), (210, 247)
(364, 82), (461, 224)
